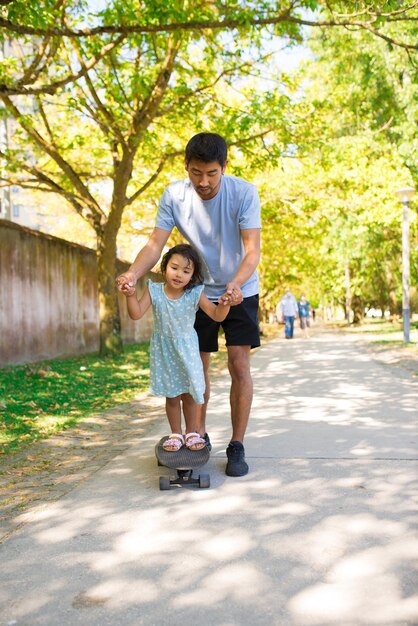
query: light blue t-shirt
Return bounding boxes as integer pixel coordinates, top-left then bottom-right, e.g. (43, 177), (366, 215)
(156, 175), (261, 300)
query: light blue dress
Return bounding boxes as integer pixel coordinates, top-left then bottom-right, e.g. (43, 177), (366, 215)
(148, 280), (205, 404)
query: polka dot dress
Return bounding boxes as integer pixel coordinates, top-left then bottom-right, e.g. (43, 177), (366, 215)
(148, 280), (205, 404)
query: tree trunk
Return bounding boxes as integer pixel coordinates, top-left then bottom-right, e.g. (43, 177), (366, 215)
(351, 294), (364, 324)
(344, 262), (351, 323)
(96, 153), (135, 356)
(97, 233), (123, 356)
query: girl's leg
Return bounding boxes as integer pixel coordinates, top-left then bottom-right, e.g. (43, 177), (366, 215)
(163, 396), (184, 451)
(182, 393), (205, 450)
(166, 396), (182, 433)
(181, 393), (198, 433)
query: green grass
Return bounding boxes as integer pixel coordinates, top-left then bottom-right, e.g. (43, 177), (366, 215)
(328, 317), (418, 339)
(0, 343), (150, 455)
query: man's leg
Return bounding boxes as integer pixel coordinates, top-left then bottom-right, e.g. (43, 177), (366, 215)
(224, 345), (252, 476)
(197, 351), (211, 436)
(227, 345), (252, 442)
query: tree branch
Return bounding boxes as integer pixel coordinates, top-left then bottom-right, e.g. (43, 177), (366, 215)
(71, 36), (127, 146)
(156, 56), (257, 117)
(0, 6), (417, 44)
(0, 94), (105, 223)
(0, 152), (92, 219)
(0, 35), (126, 95)
(126, 150), (182, 206)
(130, 33), (182, 142)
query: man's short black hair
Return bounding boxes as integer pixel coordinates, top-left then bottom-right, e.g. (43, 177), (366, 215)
(185, 132), (228, 167)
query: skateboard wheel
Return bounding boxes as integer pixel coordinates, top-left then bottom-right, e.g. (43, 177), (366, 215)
(199, 474), (210, 489)
(159, 476), (171, 490)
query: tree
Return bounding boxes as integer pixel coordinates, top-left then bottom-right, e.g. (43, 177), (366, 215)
(0, 0), (302, 354)
(1, 1), (417, 349)
(257, 18), (418, 320)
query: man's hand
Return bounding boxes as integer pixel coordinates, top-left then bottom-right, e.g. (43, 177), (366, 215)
(116, 270), (137, 295)
(224, 282), (243, 305)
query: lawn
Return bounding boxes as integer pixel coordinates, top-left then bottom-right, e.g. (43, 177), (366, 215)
(338, 317), (418, 345)
(0, 343), (150, 455)
(0, 340), (231, 456)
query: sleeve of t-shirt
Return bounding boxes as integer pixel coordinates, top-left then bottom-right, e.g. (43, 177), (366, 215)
(239, 184), (261, 230)
(155, 188), (176, 231)
(192, 285), (205, 310)
(147, 279), (156, 302)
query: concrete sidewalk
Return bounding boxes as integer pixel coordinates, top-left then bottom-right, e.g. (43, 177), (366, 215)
(0, 332), (417, 626)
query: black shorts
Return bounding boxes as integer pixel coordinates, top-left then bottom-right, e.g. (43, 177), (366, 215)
(194, 295), (260, 352)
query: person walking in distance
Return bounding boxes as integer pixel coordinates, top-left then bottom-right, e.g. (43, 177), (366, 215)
(123, 244), (230, 452)
(297, 295), (311, 338)
(279, 289), (298, 339)
(116, 132), (261, 477)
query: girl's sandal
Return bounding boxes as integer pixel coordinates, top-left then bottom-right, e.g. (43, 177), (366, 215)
(185, 432), (206, 451)
(162, 434), (184, 452)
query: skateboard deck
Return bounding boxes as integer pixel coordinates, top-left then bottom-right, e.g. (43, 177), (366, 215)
(155, 436), (210, 490)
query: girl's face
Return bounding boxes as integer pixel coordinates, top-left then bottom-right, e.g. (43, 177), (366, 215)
(165, 254), (194, 290)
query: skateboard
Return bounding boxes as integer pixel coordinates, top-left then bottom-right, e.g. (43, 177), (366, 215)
(155, 436), (210, 490)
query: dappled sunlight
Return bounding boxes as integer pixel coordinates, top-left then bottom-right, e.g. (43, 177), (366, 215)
(289, 535), (418, 624)
(242, 335), (418, 460)
(172, 563), (273, 608)
(1, 331), (417, 624)
(3, 451), (416, 624)
(75, 577), (160, 608)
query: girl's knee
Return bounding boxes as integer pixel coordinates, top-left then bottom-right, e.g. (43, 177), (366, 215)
(180, 392), (195, 405)
(166, 395), (181, 408)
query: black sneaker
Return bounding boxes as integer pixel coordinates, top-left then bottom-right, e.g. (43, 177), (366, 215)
(226, 441), (249, 477)
(203, 432), (212, 451)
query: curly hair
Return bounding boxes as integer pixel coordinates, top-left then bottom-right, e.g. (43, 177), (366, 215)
(160, 244), (204, 290)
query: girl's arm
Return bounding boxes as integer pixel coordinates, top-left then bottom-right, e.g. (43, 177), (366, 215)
(125, 285), (152, 320)
(198, 292), (230, 322)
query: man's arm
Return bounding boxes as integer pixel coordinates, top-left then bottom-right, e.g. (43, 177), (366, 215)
(224, 228), (260, 303)
(116, 227), (171, 294)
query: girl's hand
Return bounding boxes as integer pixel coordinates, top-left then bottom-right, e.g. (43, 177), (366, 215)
(116, 271), (137, 294)
(218, 293), (231, 306)
(225, 282), (243, 305)
(124, 286), (137, 297)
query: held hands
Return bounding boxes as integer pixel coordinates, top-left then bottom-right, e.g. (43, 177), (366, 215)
(123, 285), (137, 297)
(218, 282), (243, 306)
(116, 271), (137, 296)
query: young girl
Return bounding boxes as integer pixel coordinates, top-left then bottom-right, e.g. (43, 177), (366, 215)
(123, 243), (230, 452)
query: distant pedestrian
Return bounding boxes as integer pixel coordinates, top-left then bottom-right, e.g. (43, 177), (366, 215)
(297, 295), (311, 338)
(123, 244), (230, 452)
(278, 289), (298, 339)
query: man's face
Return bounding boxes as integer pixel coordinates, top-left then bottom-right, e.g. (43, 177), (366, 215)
(185, 158), (227, 200)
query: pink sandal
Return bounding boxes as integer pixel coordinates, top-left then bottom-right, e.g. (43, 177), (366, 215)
(162, 434), (184, 452)
(185, 432), (206, 451)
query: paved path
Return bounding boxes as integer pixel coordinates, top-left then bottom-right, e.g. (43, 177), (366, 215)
(0, 332), (417, 626)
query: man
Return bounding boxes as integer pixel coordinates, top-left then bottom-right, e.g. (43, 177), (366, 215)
(116, 132), (261, 477)
(278, 289), (298, 339)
